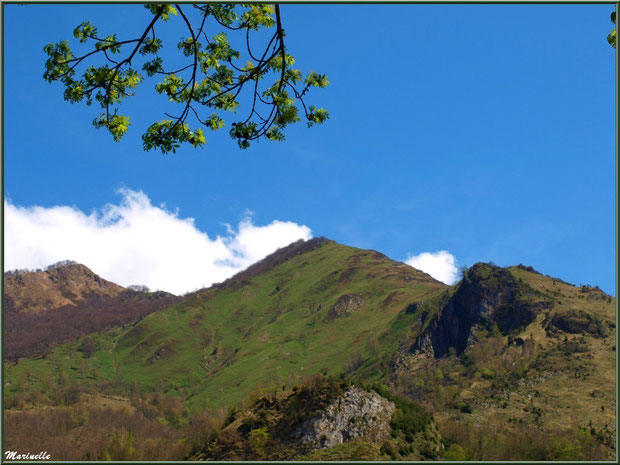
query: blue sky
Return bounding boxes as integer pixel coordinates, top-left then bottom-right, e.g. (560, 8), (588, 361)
(3, 3), (616, 294)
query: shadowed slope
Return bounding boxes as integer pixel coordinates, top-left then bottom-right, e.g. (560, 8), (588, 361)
(4, 262), (181, 359)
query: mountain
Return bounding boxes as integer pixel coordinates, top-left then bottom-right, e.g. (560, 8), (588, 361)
(391, 262), (616, 459)
(4, 261), (125, 314)
(107, 238), (446, 412)
(3, 239), (616, 461)
(3, 262), (181, 360)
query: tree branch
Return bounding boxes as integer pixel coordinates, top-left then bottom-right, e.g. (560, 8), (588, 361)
(159, 4), (199, 139)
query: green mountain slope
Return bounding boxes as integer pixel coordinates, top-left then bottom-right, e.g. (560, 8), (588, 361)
(123, 239), (445, 411)
(3, 240), (615, 460)
(5, 239), (445, 411)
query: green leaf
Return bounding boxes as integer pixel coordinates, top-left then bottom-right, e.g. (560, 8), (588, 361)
(145, 4), (177, 22)
(306, 106), (329, 127)
(305, 71), (329, 88)
(206, 114), (225, 131)
(139, 38), (163, 55)
(93, 112), (131, 142)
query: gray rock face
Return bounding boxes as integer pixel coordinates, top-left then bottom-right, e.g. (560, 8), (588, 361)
(412, 331), (435, 357)
(293, 387), (394, 449)
(327, 294), (365, 319)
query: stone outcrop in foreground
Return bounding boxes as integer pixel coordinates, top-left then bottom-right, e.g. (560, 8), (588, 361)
(293, 386), (394, 448)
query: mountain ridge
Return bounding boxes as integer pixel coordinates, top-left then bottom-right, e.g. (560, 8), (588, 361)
(3, 262), (181, 360)
(4, 261), (126, 314)
(3, 238), (616, 460)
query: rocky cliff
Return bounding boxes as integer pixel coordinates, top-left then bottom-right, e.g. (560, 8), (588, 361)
(413, 263), (552, 357)
(291, 386), (394, 448)
(191, 376), (439, 460)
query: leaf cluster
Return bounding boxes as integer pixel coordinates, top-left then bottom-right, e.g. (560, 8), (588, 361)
(43, 3), (329, 153)
(608, 11), (616, 49)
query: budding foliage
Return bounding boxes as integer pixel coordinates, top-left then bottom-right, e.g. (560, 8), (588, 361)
(43, 3), (329, 154)
(608, 11), (616, 49)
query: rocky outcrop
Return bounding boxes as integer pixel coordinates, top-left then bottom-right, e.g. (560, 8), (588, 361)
(412, 331), (436, 357)
(413, 263), (550, 357)
(147, 344), (175, 364)
(291, 387), (395, 449)
(191, 379), (406, 461)
(327, 294), (365, 320)
(546, 310), (609, 338)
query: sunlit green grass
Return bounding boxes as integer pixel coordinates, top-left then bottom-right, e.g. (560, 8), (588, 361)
(5, 241), (445, 412)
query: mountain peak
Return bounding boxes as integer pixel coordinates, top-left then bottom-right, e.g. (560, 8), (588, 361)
(3, 243), (616, 460)
(4, 260), (124, 314)
(214, 237), (331, 289)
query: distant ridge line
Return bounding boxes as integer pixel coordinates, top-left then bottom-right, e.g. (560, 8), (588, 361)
(214, 237), (329, 290)
(5, 260), (80, 277)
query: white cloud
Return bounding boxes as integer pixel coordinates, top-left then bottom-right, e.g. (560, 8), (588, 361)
(4, 189), (312, 295)
(405, 250), (459, 285)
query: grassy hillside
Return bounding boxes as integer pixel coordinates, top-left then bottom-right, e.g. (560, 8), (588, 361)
(3, 242), (615, 460)
(5, 240), (446, 412)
